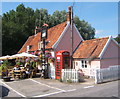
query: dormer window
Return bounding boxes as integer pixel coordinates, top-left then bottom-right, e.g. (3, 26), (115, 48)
(27, 45), (32, 52)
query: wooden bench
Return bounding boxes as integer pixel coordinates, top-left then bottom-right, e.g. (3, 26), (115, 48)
(30, 69), (42, 78)
(13, 70), (22, 79)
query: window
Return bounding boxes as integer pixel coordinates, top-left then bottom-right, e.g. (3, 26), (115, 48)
(76, 62), (78, 66)
(38, 41), (43, 50)
(38, 41), (50, 50)
(81, 60), (87, 68)
(82, 60), (84, 68)
(63, 57), (70, 69)
(27, 45), (32, 52)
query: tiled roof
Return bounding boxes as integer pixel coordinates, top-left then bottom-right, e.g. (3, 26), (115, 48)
(46, 22), (67, 49)
(73, 37), (109, 59)
(18, 35), (35, 53)
(18, 22), (67, 53)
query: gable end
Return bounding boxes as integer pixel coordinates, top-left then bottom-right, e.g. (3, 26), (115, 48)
(73, 24), (84, 41)
(52, 22), (70, 48)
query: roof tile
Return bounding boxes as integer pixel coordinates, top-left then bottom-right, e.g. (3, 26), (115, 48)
(73, 37), (109, 59)
(18, 35), (35, 53)
(18, 22), (67, 53)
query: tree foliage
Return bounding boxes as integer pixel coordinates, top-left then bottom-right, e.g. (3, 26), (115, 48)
(114, 34), (120, 43)
(74, 16), (95, 40)
(2, 4), (95, 55)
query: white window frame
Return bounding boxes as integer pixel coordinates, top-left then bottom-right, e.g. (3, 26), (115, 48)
(38, 41), (43, 50)
(27, 45), (32, 52)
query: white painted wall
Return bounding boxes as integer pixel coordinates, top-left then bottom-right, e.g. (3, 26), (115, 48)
(90, 60), (100, 69)
(73, 60), (90, 76)
(51, 51), (55, 57)
(73, 59), (101, 77)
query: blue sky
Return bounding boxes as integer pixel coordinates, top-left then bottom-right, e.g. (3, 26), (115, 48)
(1, 2), (118, 38)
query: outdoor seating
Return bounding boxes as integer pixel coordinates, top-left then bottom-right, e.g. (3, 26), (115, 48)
(7, 67), (37, 79)
(24, 68), (41, 78)
(7, 69), (14, 78)
(0, 53), (43, 80)
(26, 68), (36, 78)
(35, 69), (43, 77)
(3, 63), (44, 80)
(13, 70), (22, 79)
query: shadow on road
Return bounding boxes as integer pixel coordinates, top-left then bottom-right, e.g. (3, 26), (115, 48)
(0, 85), (10, 97)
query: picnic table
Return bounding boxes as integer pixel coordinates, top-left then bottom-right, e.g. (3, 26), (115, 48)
(8, 67), (38, 79)
(8, 69), (26, 79)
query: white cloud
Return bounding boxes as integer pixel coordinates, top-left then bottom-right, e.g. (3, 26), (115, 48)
(95, 30), (104, 34)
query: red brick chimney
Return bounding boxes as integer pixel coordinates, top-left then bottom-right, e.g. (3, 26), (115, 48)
(35, 26), (38, 35)
(67, 6), (72, 23)
(35, 26), (41, 35)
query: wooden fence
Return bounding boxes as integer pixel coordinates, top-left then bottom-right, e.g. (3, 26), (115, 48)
(62, 69), (79, 82)
(95, 65), (120, 84)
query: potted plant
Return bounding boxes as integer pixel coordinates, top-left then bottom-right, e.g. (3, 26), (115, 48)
(15, 58), (21, 66)
(0, 60), (11, 81)
(0, 66), (3, 78)
(0, 60), (8, 77)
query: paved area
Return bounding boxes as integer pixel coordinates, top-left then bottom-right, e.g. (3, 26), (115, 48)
(49, 80), (119, 97)
(0, 77), (95, 97)
(0, 78), (119, 98)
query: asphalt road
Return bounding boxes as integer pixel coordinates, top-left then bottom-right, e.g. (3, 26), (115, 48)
(0, 78), (119, 98)
(49, 80), (119, 97)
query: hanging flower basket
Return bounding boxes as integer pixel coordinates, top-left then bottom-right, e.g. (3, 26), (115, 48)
(48, 57), (55, 63)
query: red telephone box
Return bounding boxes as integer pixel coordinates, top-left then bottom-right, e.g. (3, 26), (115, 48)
(56, 50), (70, 79)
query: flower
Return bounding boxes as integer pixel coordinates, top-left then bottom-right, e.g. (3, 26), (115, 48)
(48, 57), (55, 63)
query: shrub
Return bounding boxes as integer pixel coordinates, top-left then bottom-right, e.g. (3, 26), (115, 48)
(67, 79), (72, 83)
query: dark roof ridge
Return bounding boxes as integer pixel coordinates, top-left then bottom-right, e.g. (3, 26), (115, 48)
(83, 37), (109, 42)
(30, 21), (67, 37)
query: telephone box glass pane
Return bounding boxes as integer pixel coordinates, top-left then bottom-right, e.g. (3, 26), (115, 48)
(63, 57), (70, 69)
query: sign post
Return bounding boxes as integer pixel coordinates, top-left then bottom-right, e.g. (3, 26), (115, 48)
(41, 24), (48, 78)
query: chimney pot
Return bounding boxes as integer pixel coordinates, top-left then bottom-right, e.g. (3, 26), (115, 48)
(68, 6), (72, 12)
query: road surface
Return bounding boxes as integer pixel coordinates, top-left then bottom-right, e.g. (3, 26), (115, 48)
(0, 78), (119, 98)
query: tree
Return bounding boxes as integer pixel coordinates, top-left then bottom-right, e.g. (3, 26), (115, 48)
(50, 10), (66, 27)
(35, 8), (49, 28)
(74, 16), (95, 40)
(2, 4), (95, 55)
(0, 15), (2, 56)
(114, 34), (120, 43)
(2, 4), (35, 55)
